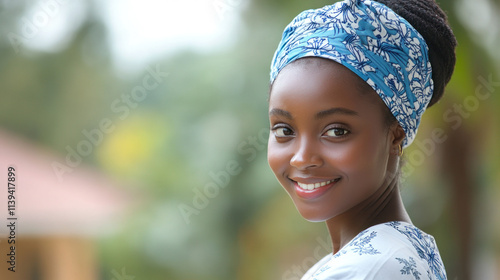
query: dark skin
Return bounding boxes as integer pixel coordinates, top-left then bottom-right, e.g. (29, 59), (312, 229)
(267, 58), (412, 254)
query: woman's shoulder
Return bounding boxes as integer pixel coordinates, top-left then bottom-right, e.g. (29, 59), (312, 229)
(301, 222), (447, 280)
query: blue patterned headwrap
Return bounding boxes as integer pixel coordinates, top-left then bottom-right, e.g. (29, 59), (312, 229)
(270, 0), (433, 147)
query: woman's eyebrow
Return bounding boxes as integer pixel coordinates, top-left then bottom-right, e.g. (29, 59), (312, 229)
(315, 107), (359, 119)
(269, 108), (293, 119)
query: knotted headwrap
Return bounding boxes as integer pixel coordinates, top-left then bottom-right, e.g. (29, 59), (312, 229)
(270, 0), (433, 147)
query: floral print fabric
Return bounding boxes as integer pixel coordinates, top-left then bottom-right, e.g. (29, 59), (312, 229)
(301, 222), (447, 280)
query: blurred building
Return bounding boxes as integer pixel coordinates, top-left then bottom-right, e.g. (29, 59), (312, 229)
(0, 129), (135, 280)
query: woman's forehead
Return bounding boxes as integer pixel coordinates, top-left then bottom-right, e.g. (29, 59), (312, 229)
(270, 59), (375, 105)
(269, 61), (387, 122)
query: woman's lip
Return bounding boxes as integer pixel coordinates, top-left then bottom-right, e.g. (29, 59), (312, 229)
(292, 179), (340, 200)
(289, 177), (341, 184)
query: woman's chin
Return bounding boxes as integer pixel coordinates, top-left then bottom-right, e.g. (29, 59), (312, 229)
(295, 206), (332, 222)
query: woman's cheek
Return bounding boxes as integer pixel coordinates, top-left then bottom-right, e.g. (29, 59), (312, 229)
(267, 141), (288, 179)
(323, 142), (358, 173)
(323, 137), (379, 182)
(351, 135), (389, 185)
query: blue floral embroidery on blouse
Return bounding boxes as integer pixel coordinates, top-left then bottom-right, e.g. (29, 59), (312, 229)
(333, 229), (381, 258)
(301, 222), (447, 280)
(350, 231), (381, 256)
(387, 222), (447, 280)
(396, 257), (422, 279)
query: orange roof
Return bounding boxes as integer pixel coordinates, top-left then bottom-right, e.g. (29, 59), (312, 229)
(0, 129), (137, 236)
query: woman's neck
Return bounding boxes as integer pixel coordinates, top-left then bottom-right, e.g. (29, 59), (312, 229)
(325, 178), (411, 254)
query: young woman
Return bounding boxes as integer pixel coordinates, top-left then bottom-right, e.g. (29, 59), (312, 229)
(267, 0), (456, 278)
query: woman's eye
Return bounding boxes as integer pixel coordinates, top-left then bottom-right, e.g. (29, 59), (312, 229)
(325, 128), (349, 137)
(273, 127), (294, 137)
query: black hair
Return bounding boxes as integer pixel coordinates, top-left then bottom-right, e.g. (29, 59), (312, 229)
(375, 0), (457, 108)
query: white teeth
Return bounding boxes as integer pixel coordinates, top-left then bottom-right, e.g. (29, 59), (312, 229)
(297, 179), (338, 190)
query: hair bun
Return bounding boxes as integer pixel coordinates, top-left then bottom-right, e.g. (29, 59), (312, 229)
(375, 0), (457, 107)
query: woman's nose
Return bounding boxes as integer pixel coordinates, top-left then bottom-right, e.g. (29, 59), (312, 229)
(290, 138), (323, 170)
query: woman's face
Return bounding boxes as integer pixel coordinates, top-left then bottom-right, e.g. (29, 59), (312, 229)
(268, 59), (400, 222)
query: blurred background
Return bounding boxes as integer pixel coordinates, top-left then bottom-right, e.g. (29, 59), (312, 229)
(0, 0), (498, 279)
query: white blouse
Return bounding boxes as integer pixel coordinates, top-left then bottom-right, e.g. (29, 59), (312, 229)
(301, 222), (447, 280)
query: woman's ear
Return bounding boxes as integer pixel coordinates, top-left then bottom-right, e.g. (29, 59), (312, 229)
(389, 123), (406, 155)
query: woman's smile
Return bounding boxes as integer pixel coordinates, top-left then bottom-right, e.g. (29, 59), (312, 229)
(293, 178), (340, 191)
(290, 177), (342, 200)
